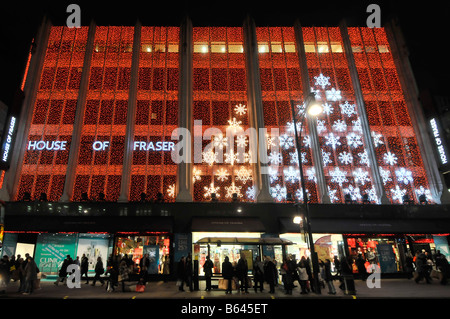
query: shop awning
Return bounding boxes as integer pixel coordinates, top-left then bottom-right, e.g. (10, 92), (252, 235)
(191, 217), (265, 232)
(195, 237), (294, 245)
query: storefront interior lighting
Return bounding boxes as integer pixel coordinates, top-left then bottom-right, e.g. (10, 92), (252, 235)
(293, 216), (302, 224)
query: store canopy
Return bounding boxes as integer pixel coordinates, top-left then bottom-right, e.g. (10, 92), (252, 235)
(191, 217), (266, 232)
(195, 237), (294, 245)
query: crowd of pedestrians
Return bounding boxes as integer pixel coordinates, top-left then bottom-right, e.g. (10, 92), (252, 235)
(0, 253), (40, 295)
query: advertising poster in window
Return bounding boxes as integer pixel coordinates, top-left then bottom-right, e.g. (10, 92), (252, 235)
(76, 234), (110, 271)
(34, 233), (77, 273)
(143, 245), (159, 274)
(377, 243), (397, 273)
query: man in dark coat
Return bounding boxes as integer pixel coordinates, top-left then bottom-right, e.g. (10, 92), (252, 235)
(263, 256), (277, 294)
(203, 255), (214, 291)
(222, 256), (234, 294)
(236, 255), (249, 293)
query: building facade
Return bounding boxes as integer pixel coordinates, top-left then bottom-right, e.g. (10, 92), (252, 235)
(1, 17), (450, 280)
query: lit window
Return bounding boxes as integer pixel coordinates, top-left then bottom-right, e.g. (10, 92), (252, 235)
(142, 44), (152, 52)
(317, 42), (329, 53)
(211, 42), (226, 53)
(284, 42), (296, 53)
(168, 44), (179, 52)
(258, 42), (269, 53)
(228, 43), (244, 53)
(330, 42), (343, 53)
(378, 45), (389, 53)
(154, 43), (166, 52)
(194, 42), (208, 53)
(304, 42), (316, 52)
(271, 42), (283, 53)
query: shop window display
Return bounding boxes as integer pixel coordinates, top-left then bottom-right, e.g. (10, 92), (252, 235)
(115, 235), (170, 275)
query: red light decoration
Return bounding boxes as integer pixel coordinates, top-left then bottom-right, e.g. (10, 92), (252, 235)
(130, 26), (179, 202)
(256, 26), (318, 203)
(73, 26), (134, 201)
(17, 26), (88, 201)
(348, 27), (432, 204)
(192, 27), (253, 202)
(302, 27), (375, 204)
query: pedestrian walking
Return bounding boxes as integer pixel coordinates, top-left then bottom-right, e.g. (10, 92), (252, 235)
(297, 259), (309, 294)
(176, 256), (186, 291)
(324, 259), (336, 295)
(54, 255), (71, 286)
(185, 254), (194, 292)
(23, 257), (39, 295)
(263, 256), (277, 294)
(252, 256), (264, 293)
(162, 255), (170, 283)
(203, 255), (214, 291)
(281, 258), (293, 295)
(222, 256), (234, 294)
(404, 251), (415, 279)
(92, 257), (105, 286)
(356, 253), (368, 281)
(118, 259), (130, 292)
(139, 253), (150, 284)
(236, 254), (249, 293)
(80, 254), (89, 284)
(414, 251), (432, 284)
(435, 252), (449, 285)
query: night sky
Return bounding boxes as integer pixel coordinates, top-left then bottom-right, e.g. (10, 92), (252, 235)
(1, 0), (449, 108)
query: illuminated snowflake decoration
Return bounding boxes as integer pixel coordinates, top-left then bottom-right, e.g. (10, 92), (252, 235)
(306, 168), (317, 182)
(371, 131), (384, 148)
(224, 150), (238, 165)
(353, 168), (371, 185)
(270, 184), (287, 201)
(332, 119), (347, 132)
(236, 135), (248, 148)
(314, 73), (331, 89)
(322, 149), (332, 166)
(340, 101), (357, 117)
(246, 186), (256, 200)
(395, 167), (413, 184)
(322, 102), (334, 115)
(316, 119), (327, 134)
(390, 185), (407, 203)
(310, 87), (321, 100)
(235, 166), (252, 184)
(167, 184), (176, 198)
(296, 102), (306, 116)
(283, 166), (300, 183)
(289, 151), (307, 165)
(279, 134), (295, 150)
(328, 186), (339, 203)
(383, 152), (398, 166)
(268, 166), (280, 183)
(213, 134), (228, 149)
(347, 133), (363, 148)
(234, 103), (247, 116)
(266, 135), (277, 150)
(303, 136), (311, 148)
(204, 183), (220, 199)
(358, 150), (370, 167)
(338, 151), (353, 165)
(202, 149), (218, 165)
(352, 118), (362, 133)
(325, 88), (341, 101)
(268, 151), (282, 165)
(330, 167), (348, 186)
(193, 167), (202, 183)
(225, 182), (243, 199)
(379, 167), (393, 185)
(366, 186), (379, 203)
(343, 184), (362, 201)
(325, 133), (341, 150)
(415, 186), (432, 202)
(227, 117), (243, 133)
(215, 168), (229, 182)
(287, 121), (301, 134)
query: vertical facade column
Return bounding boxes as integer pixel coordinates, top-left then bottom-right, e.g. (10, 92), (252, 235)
(242, 16), (272, 202)
(384, 20), (450, 204)
(60, 21), (96, 202)
(0, 17), (52, 201)
(294, 21), (331, 204)
(339, 21), (390, 204)
(118, 22), (141, 202)
(176, 16), (193, 202)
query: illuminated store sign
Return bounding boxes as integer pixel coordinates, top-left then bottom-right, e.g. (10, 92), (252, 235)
(430, 118), (448, 165)
(1, 116), (17, 164)
(27, 140), (175, 152)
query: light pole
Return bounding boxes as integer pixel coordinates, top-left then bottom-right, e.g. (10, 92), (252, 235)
(291, 92), (322, 294)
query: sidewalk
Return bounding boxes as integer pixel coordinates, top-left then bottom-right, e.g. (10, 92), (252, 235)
(2, 277), (450, 299)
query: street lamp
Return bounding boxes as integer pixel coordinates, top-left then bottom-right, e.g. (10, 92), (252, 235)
(291, 92), (323, 294)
